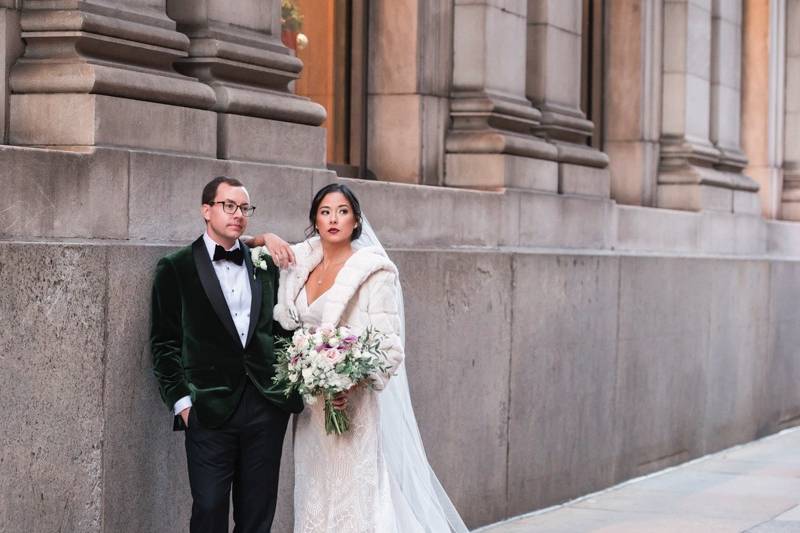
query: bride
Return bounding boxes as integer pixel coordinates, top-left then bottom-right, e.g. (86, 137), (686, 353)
(265, 183), (468, 532)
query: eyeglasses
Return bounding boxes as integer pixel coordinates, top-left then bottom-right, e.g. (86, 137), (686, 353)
(208, 200), (256, 217)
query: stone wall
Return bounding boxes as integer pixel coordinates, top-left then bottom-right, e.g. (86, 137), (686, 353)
(2, 0), (800, 531)
(3, 238), (799, 531)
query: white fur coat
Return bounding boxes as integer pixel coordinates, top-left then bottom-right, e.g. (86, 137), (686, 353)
(273, 238), (404, 389)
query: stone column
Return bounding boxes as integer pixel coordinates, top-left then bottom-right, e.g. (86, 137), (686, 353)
(0, 1), (23, 144)
(604, 0), (662, 206)
(742, 0), (785, 218)
(166, 0), (327, 167)
(445, 0), (558, 191)
(368, 0), (452, 185)
(526, 0), (610, 197)
(658, 0), (759, 213)
(8, 0), (218, 155)
(710, 1), (748, 172)
(781, 0), (800, 219)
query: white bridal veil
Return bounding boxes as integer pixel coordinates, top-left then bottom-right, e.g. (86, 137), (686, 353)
(353, 216), (469, 533)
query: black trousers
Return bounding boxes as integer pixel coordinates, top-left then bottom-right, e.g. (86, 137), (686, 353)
(185, 380), (289, 533)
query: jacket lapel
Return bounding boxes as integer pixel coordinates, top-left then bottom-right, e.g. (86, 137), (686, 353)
(242, 242), (262, 347)
(192, 238), (241, 348)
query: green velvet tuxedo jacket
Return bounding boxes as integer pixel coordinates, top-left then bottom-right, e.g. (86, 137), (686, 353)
(150, 236), (303, 430)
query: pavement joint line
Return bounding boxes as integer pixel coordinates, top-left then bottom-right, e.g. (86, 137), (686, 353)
(472, 426), (800, 532)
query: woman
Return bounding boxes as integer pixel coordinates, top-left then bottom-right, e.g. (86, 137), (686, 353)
(269, 183), (467, 533)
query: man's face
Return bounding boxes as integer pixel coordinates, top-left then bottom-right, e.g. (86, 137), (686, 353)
(201, 183), (250, 246)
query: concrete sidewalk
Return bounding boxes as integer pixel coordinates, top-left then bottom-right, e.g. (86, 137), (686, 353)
(477, 428), (800, 533)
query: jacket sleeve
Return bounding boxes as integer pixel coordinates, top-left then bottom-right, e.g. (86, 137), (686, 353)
(269, 258), (295, 340)
(365, 270), (405, 390)
(150, 256), (191, 409)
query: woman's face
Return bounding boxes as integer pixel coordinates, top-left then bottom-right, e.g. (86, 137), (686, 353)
(315, 191), (357, 244)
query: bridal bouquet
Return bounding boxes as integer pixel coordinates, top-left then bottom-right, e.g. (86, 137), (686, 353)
(273, 325), (391, 435)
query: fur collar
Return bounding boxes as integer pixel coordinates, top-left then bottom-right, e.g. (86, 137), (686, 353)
(274, 237), (397, 330)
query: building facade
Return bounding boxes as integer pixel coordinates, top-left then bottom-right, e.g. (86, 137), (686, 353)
(1, 0), (800, 531)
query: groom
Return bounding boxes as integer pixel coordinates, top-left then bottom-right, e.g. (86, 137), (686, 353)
(150, 176), (302, 533)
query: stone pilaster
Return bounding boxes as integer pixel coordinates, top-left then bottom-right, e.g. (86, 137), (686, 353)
(445, 0), (558, 191)
(8, 0), (218, 155)
(526, 0), (609, 197)
(604, 0), (662, 206)
(166, 0), (327, 166)
(0, 2), (23, 144)
(658, 0), (759, 213)
(742, 0), (786, 218)
(710, 0), (759, 213)
(781, 0), (800, 219)
(368, 0), (452, 185)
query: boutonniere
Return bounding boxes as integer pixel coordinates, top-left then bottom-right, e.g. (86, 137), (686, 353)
(250, 246), (271, 280)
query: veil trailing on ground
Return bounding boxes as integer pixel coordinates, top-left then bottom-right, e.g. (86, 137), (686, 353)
(353, 216), (469, 533)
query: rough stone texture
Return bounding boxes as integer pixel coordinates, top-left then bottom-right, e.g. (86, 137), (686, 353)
(507, 254), (620, 514)
(768, 219), (800, 255)
(3, 241), (800, 531)
(613, 256), (712, 480)
(445, 153), (558, 191)
(616, 205), (704, 253)
(9, 94), (217, 156)
(0, 244), (107, 533)
(217, 114), (326, 168)
(329, 177), (514, 248)
(392, 250), (513, 527)
(516, 192), (616, 249)
(127, 151), (321, 244)
(766, 260), (800, 429)
(701, 259), (771, 452)
(559, 163), (611, 197)
(101, 244), (190, 532)
(0, 146), (129, 240)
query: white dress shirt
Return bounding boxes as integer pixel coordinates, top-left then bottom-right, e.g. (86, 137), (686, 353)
(173, 232), (253, 415)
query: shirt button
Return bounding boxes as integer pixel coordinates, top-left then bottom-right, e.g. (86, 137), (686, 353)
(240, 332), (244, 336)
(234, 313), (238, 316)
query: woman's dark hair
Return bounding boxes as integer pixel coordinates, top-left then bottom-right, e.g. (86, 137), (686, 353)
(202, 176), (244, 205)
(306, 183), (363, 241)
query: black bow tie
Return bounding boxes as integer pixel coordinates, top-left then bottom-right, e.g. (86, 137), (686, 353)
(213, 245), (244, 265)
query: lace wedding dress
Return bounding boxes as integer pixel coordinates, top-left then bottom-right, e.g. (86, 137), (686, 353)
(277, 227), (468, 533)
(292, 287), (410, 533)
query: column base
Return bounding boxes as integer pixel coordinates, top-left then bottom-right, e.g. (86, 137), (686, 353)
(780, 165), (800, 221)
(445, 153), (558, 192)
(218, 114), (326, 167)
(657, 164), (760, 214)
(553, 141), (610, 198)
(560, 163), (611, 197)
(9, 94), (217, 157)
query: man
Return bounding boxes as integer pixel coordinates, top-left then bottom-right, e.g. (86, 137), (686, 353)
(150, 176), (301, 533)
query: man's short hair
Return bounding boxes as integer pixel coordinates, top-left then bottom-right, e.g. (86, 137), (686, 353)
(202, 176), (245, 205)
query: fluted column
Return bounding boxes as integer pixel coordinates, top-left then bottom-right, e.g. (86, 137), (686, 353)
(658, 0), (759, 213)
(445, 0), (558, 191)
(8, 0), (218, 155)
(781, 0), (800, 219)
(166, 0), (327, 166)
(604, 0), (663, 206)
(526, 0), (609, 197)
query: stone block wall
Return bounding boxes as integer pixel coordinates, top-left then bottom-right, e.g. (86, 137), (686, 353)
(3, 240), (799, 531)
